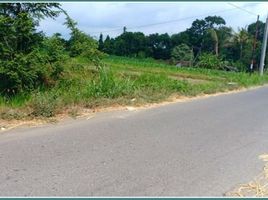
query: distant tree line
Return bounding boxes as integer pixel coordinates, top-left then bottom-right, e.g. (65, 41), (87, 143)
(98, 16), (266, 71)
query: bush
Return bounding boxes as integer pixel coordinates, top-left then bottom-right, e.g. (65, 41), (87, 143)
(0, 35), (69, 96)
(0, 108), (27, 120)
(30, 92), (59, 117)
(197, 53), (223, 70)
(171, 44), (193, 64)
(65, 17), (105, 68)
(0, 53), (41, 95)
(232, 61), (247, 72)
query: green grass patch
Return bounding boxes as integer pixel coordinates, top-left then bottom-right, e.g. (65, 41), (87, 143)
(1, 55), (268, 120)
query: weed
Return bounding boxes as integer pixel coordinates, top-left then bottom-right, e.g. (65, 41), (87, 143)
(30, 92), (59, 117)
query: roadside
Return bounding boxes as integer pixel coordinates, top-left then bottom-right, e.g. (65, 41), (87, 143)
(227, 154), (268, 197)
(0, 84), (265, 132)
(1, 85), (268, 196)
(2, 56), (268, 131)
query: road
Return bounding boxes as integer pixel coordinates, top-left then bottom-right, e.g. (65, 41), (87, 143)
(1, 86), (268, 196)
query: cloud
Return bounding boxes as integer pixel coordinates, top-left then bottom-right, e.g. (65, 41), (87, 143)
(38, 2), (268, 39)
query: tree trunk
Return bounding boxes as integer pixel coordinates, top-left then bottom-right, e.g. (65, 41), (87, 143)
(240, 44), (243, 59)
(215, 41), (218, 57)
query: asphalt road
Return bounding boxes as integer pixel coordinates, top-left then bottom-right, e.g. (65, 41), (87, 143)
(1, 86), (268, 196)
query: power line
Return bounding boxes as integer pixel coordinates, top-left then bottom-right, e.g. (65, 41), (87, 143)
(227, 3), (258, 17)
(88, 3), (260, 35)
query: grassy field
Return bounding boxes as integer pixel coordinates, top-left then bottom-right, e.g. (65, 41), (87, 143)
(1, 55), (268, 120)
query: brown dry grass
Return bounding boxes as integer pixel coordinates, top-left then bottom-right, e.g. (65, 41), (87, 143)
(227, 154), (268, 197)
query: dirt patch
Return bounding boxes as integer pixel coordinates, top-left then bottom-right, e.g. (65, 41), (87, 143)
(119, 67), (211, 84)
(167, 74), (210, 84)
(226, 154), (268, 197)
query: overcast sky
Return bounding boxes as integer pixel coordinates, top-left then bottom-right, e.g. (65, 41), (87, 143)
(38, 2), (268, 39)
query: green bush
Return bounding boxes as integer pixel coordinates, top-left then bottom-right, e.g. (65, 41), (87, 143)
(0, 46), (66, 96)
(232, 61), (247, 72)
(65, 16), (105, 68)
(171, 44), (193, 63)
(197, 53), (223, 70)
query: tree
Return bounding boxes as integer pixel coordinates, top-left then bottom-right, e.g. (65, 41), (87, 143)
(248, 20), (265, 41)
(207, 28), (219, 56)
(171, 31), (190, 47)
(98, 33), (104, 51)
(233, 27), (251, 59)
(112, 32), (147, 57)
(171, 44), (193, 63)
(204, 16), (226, 28)
(64, 14), (104, 67)
(147, 33), (172, 59)
(0, 3), (63, 95)
(103, 35), (114, 54)
(186, 16), (226, 55)
(0, 3), (61, 19)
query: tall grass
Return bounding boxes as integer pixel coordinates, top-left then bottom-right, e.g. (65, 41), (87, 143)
(1, 56), (268, 120)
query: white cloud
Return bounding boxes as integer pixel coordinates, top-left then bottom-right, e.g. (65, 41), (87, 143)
(38, 2), (268, 39)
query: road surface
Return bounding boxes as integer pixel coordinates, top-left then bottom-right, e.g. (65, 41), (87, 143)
(1, 86), (268, 196)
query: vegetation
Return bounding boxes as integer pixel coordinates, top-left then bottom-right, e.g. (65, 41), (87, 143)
(171, 44), (193, 64)
(100, 16), (266, 71)
(1, 3), (268, 121)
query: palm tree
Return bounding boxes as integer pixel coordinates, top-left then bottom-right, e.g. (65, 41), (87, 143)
(208, 28), (219, 56)
(233, 27), (250, 59)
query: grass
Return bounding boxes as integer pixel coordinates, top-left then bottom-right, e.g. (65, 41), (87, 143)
(1, 55), (268, 120)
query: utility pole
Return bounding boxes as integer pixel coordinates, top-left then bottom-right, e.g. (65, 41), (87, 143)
(249, 15), (259, 73)
(259, 13), (268, 75)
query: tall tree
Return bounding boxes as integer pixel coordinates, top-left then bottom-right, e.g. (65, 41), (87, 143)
(233, 27), (251, 59)
(0, 3), (64, 94)
(186, 16), (226, 55)
(207, 28), (219, 56)
(98, 33), (104, 51)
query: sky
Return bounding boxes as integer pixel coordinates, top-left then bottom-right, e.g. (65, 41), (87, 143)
(38, 2), (268, 39)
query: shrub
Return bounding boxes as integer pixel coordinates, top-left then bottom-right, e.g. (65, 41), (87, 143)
(0, 108), (27, 120)
(65, 16), (105, 68)
(0, 53), (41, 95)
(197, 53), (223, 70)
(30, 92), (59, 117)
(232, 61), (247, 72)
(0, 35), (67, 96)
(171, 44), (193, 64)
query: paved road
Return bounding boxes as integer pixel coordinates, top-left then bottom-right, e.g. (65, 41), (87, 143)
(1, 86), (268, 196)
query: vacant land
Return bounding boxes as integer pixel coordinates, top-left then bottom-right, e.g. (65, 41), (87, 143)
(1, 56), (268, 121)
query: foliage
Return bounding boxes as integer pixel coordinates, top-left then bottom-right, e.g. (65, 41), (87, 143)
(30, 92), (59, 117)
(171, 44), (193, 63)
(2, 56), (268, 120)
(0, 3), (63, 96)
(89, 68), (134, 98)
(1, 5), (268, 120)
(197, 53), (223, 70)
(99, 15), (263, 73)
(64, 14), (105, 68)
